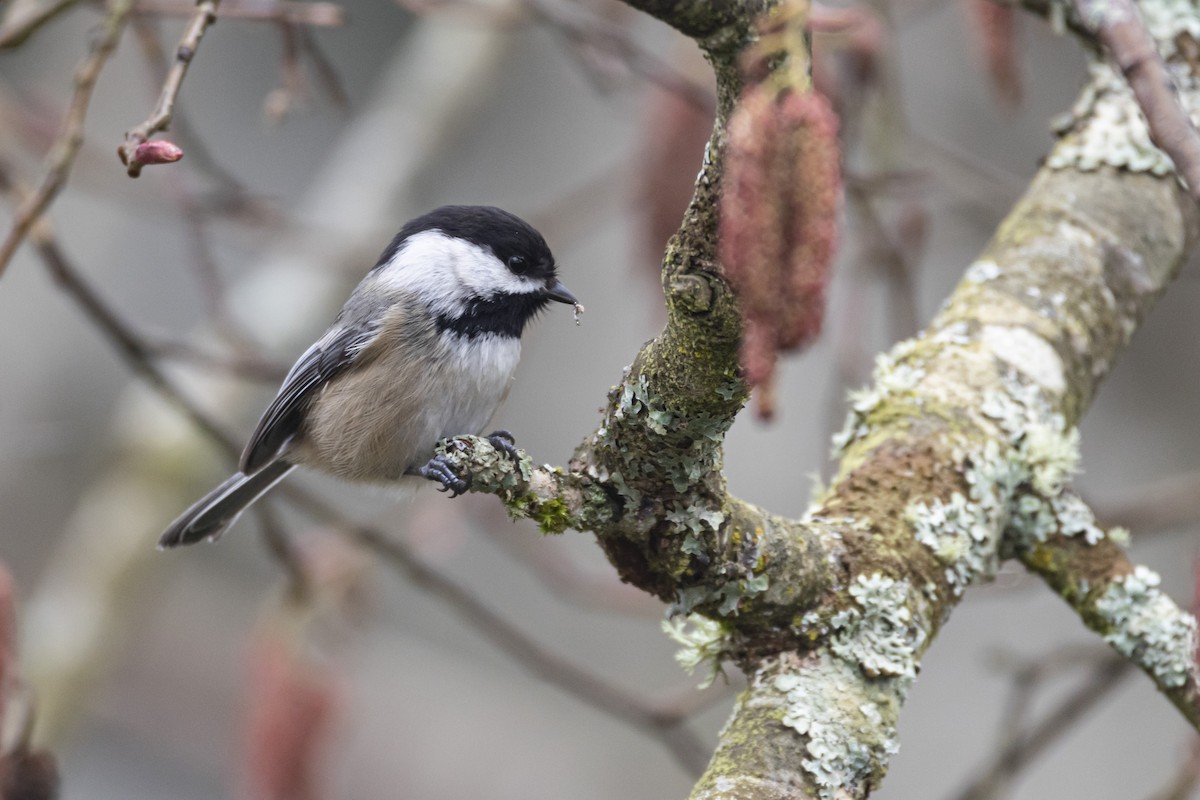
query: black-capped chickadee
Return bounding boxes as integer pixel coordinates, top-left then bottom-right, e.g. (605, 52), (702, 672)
(159, 205), (578, 548)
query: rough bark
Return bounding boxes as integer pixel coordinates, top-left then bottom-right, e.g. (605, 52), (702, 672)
(432, 1), (1200, 797)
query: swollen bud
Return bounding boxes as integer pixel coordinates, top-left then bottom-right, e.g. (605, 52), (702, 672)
(119, 139), (184, 177)
(134, 139), (184, 164)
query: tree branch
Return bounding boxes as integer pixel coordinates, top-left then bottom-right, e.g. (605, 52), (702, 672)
(441, 0), (1200, 793)
(953, 652), (1131, 800)
(0, 0), (135, 277)
(348, 522), (713, 775)
(117, 0), (221, 176)
(0, 0), (80, 48)
(1019, 525), (1200, 729)
(134, 0), (343, 26)
(1071, 0), (1200, 203)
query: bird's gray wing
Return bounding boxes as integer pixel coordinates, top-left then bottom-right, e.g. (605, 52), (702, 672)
(239, 322), (380, 475)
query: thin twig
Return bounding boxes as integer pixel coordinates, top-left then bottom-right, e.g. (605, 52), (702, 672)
(148, 338), (288, 381)
(346, 521), (712, 775)
(264, 20), (305, 123)
(471, 500), (658, 615)
(978, 646), (1121, 798)
(264, 20), (352, 120)
(129, 14), (258, 197)
(131, 15), (228, 315)
(133, 0), (343, 26)
(117, 0), (221, 176)
(953, 654), (1132, 800)
(0, 0), (81, 48)
(129, 13), (276, 344)
(1092, 470), (1200, 536)
(281, 483), (712, 774)
(527, 0), (714, 113)
(0, 169), (238, 453)
(1143, 739), (1200, 800)
(844, 175), (921, 340)
(32, 229), (241, 453)
(0, 0), (135, 277)
(1074, 0), (1200, 203)
(399, 0), (715, 114)
(646, 675), (741, 720)
(295, 26), (351, 109)
(255, 502), (312, 603)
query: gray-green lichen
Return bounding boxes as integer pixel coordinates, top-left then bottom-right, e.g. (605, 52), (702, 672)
(866, 338), (1120, 599)
(907, 490), (1001, 597)
(772, 654), (902, 797)
(663, 613), (731, 689)
(667, 532), (768, 618)
(434, 435), (531, 491)
(598, 365), (734, 499)
(970, 369), (1116, 553)
(830, 574), (924, 679)
(1048, 63), (1195, 176)
(1095, 566), (1197, 688)
(615, 372), (676, 436)
(1048, 0), (1200, 177)
(760, 574), (919, 796)
(831, 341), (925, 456)
(671, 566), (769, 618)
(1137, 0), (1200, 43)
(1049, 0), (1200, 181)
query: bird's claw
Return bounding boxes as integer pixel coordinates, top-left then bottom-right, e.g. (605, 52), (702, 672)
(417, 455), (471, 497)
(486, 429), (520, 462)
(416, 432), (519, 498)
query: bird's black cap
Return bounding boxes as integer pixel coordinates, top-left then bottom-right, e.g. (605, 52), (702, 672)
(374, 205), (557, 283)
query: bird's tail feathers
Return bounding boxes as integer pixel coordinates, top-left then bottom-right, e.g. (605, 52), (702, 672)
(158, 461), (295, 549)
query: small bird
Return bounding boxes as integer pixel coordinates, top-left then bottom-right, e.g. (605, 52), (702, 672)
(160, 205), (578, 548)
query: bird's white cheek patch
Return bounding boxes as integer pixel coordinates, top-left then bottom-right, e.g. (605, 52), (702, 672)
(980, 325), (1066, 394)
(375, 229), (534, 309)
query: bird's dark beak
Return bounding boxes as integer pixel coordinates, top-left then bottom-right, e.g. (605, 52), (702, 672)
(543, 278), (578, 305)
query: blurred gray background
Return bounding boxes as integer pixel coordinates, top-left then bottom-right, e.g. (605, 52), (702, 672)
(1, 1), (1198, 798)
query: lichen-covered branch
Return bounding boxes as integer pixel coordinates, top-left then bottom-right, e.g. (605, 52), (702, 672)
(618, 0), (772, 43)
(436, 0), (832, 628)
(1020, 529), (1200, 728)
(1071, 0), (1200, 201)
(440, 0), (1200, 797)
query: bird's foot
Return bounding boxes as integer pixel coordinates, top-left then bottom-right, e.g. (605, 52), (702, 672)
(416, 455), (471, 498)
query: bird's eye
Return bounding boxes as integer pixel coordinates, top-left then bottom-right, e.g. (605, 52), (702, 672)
(507, 255), (529, 274)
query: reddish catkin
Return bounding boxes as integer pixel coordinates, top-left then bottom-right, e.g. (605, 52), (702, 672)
(0, 564), (60, 800)
(0, 564), (15, 734)
(241, 630), (338, 800)
(720, 86), (841, 402)
(968, 0), (1020, 106)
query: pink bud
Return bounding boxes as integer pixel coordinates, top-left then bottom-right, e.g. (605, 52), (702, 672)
(133, 140), (184, 165)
